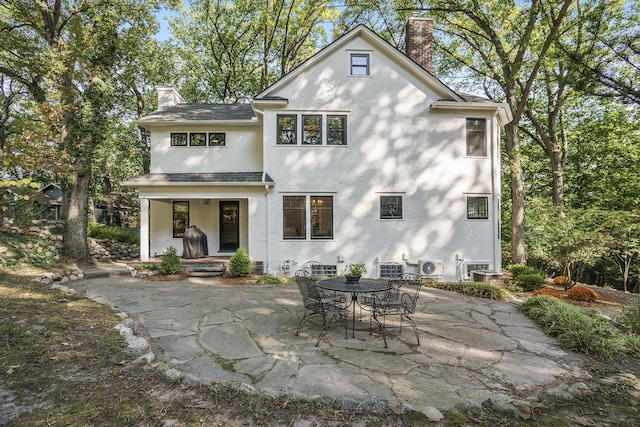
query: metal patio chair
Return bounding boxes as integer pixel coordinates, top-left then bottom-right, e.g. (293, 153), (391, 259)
(369, 273), (422, 348)
(294, 270), (347, 346)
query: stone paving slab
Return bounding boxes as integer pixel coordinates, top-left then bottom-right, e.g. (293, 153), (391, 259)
(67, 276), (590, 413)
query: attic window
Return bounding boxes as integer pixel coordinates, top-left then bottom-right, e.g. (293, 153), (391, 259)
(350, 54), (369, 76)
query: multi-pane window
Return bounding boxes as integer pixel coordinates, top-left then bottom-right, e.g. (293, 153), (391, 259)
(277, 115), (297, 144)
(350, 54), (369, 75)
(208, 132), (226, 146)
(302, 115), (322, 145)
(276, 114), (348, 145)
(310, 264), (337, 277)
(311, 196), (333, 239)
(467, 196), (489, 219)
(466, 118), (486, 156)
(327, 115), (347, 145)
(380, 196), (403, 219)
(171, 132), (225, 147)
(170, 133), (187, 146)
(190, 132), (207, 146)
(283, 195), (333, 240)
(283, 196), (305, 239)
(172, 201), (189, 238)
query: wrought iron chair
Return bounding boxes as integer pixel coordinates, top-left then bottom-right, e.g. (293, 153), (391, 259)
(294, 270), (347, 346)
(358, 267), (405, 319)
(369, 273), (422, 348)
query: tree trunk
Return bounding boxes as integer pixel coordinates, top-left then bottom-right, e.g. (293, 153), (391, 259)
(504, 122), (527, 264)
(63, 166), (91, 260)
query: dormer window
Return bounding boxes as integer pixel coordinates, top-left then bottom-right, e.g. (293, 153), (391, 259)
(350, 54), (369, 76)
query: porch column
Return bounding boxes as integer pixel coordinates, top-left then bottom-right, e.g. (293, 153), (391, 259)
(140, 198), (150, 261)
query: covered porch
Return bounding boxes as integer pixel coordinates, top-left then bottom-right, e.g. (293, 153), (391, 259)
(122, 172), (274, 265)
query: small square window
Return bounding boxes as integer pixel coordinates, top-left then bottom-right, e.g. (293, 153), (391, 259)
(208, 132), (226, 146)
(380, 196), (403, 219)
(277, 115), (297, 145)
(170, 133), (187, 146)
(466, 118), (486, 156)
(351, 54), (369, 76)
(190, 132), (207, 146)
(467, 196), (489, 219)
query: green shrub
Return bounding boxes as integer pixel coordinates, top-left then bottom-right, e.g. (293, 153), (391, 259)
(621, 334), (640, 357)
(516, 272), (546, 291)
(88, 223), (139, 244)
(521, 295), (624, 360)
(424, 281), (509, 300)
(135, 263), (160, 271)
(507, 263), (544, 279)
(229, 248), (252, 277)
(621, 302), (640, 334)
(256, 274), (292, 285)
(159, 247), (181, 275)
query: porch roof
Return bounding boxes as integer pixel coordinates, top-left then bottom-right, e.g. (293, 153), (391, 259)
(122, 172), (275, 187)
(138, 103), (257, 125)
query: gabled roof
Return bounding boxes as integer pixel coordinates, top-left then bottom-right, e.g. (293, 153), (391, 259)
(254, 24), (512, 125)
(138, 104), (257, 125)
(255, 24), (464, 103)
(122, 172), (274, 187)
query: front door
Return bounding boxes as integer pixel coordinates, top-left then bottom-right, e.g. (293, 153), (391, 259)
(219, 201), (240, 251)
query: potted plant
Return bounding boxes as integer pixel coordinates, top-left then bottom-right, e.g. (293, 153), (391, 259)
(344, 262), (367, 284)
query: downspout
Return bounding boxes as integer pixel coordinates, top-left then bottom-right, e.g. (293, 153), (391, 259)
(491, 116), (501, 272)
(263, 172), (271, 275)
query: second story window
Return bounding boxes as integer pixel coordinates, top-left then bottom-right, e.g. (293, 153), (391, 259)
(190, 132), (206, 146)
(302, 115), (322, 145)
(170, 132), (226, 147)
(350, 54), (369, 76)
(277, 115), (297, 144)
(208, 132), (226, 146)
(170, 132), (187, 146)
(327, 115), (347, 145)
(466, 118), (486, 157)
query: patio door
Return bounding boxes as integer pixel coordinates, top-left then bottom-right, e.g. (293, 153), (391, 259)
(219, 201), (239, 251)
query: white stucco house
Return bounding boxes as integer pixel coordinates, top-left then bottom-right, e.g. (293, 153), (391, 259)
(124, 18), (512, 281)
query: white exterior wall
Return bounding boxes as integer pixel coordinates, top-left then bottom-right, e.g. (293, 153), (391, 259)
(147, 125), (262, 173)
(260, 37), (501, 280)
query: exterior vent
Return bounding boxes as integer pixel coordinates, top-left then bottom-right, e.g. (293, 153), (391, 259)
(418, 259), (444, 276)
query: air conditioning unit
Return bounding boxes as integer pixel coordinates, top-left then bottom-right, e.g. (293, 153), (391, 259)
(418, 259), (444, 276)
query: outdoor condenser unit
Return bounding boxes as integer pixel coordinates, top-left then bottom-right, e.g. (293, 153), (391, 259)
(418, 259), (444, 276)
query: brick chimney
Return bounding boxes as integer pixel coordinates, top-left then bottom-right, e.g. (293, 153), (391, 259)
(405, 15), (434, 73)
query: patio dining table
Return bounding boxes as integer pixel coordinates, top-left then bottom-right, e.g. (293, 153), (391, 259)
(317, 278), (390, 339)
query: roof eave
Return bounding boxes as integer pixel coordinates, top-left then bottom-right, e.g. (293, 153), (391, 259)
(430, 100), (513, 125)
(136, 118), (260, 127)
(122, 180), (275, 188)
